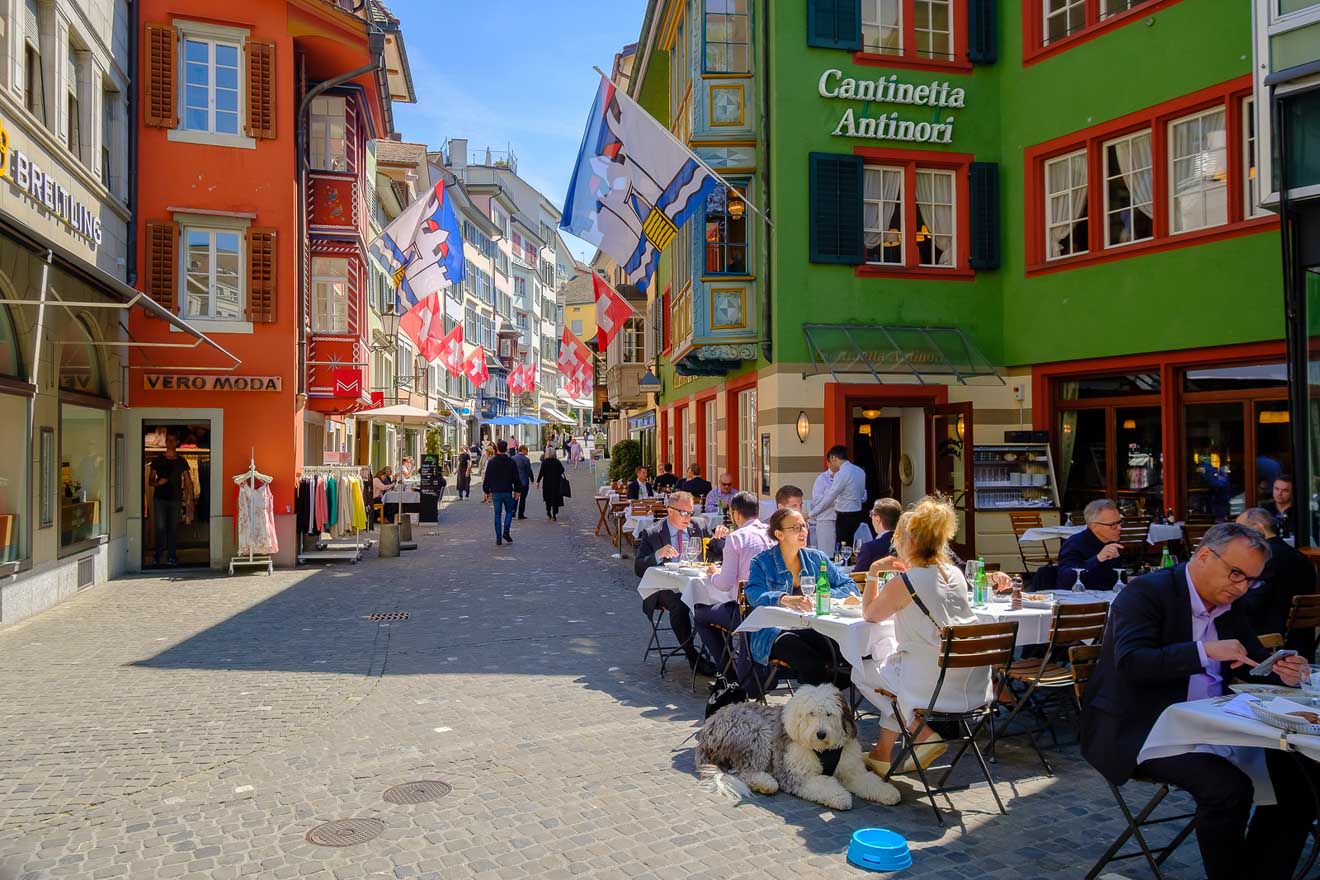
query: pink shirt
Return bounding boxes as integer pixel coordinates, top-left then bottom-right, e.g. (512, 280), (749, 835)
(1186, 566), (1230, 701)
(709, 519), (774, 600)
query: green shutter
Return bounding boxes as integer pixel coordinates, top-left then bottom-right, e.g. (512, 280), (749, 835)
(809, 153), (864, 265)
(969, 161), (1000, 270)
(967, 0), (998, 64)
(807, 0), (862, 51)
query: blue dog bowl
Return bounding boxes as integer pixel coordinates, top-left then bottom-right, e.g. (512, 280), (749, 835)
(847, 828), (913, 873)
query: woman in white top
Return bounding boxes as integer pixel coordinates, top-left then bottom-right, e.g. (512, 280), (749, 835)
(859, 497), (988, 776)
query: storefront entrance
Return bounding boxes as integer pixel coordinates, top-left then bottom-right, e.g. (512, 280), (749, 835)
(141, 421), (212, 568)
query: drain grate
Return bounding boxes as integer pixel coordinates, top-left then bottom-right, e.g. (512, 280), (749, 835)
(305, 818), (385, 847)
(367, 612), (409, 622)
(383, 780), (452, 805)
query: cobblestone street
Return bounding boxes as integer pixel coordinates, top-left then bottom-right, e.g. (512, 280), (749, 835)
(0, 464), (1200, 879)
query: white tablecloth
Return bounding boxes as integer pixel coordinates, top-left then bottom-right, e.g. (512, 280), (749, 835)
(636, 566), (735, 611)
(623, 513), (720, 539)
(1019, 523), (1185, 545)
(1146, 522), (1184, 544)
(972, 589), (1116, 646)
(737, 605), (896, 696)
(381, 490), (420, 504)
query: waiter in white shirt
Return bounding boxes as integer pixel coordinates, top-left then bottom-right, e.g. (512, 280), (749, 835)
(809, 467), (836, 553)
(815, 445), (868, 550)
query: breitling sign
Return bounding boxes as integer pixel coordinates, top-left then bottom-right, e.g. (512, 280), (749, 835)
(818, 69), (966, 145)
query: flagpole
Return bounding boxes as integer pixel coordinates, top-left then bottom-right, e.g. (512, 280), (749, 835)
(591, 67), (774, 228)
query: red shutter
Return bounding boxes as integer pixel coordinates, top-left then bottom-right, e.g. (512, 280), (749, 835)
(144, 221), (179, 312)
(143, 23), (177, 128)
(245, 40), (276, 139)
(245, 228), (277, 323)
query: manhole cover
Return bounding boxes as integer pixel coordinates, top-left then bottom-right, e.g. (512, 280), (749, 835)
(367, 612), (409, 621)
(305, 818), (385, 847)
(383, 780), (452, 804)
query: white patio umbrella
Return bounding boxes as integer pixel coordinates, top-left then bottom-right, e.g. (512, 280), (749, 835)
(352, 404), (445, 427)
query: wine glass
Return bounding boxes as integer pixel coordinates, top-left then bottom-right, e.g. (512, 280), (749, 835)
(852, 537), (865, 565)
(1073, 568), (1088, 593)
(1113, 568), (1127, 594)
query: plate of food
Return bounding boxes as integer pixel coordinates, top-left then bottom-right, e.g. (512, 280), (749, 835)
(1229, 683), (1303, 699)
(1020, 593), (1055, 609)
(833, 595), (864, 618)
(661, 561), (684, 570)
(1249, 699), (1320, 736)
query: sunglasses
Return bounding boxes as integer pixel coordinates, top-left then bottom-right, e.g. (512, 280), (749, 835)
(669, 508), (694, 518)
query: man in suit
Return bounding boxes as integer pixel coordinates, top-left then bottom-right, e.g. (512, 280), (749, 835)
(1237, 507), (1318, 658)
(853, 497), (902, 573)
(635, 491), (725, 674)
(1080, 523), (1316, 880)
(1057, 498), (1124, 589)
(681, 464), (712, 499)
(654, 463), (680, 493)
(626, 466), (654, 500)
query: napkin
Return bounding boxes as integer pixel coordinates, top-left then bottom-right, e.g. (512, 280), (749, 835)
(1265, 696), (1317, 716)
(1221, 693), (1260, 721)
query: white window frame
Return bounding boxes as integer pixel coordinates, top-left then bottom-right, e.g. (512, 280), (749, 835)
(172, 212), (250, 333)
(1102, 130), (1154, 249)
(181, 227), (243, 320)
(1242, 96), (1268, 220)
(1045, 149), (1089, 260)
(309, 95), (348, 172)
(862, 0), (903, 55)
(622, 317), (645, 365)
(169, 19), (255, 150)
(1043, 0), (1087, 45)
(704, 399), (717, 477)
(312, 256), (350, 335)
(864, 166), (905, 266)
(914, 168), (956, 267)
(1168, 106), (1228, 235)
(913, 0), (953, 60)
(737, 388), (757, 497)
(1100, 0), (1143, 18)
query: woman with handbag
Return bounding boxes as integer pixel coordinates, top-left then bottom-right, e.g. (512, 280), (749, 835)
(536, 448), (567, 520)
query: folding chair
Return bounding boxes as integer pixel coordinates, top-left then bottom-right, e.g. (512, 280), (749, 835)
(701, 583), (747, 693)
(643, 602), (691, 680)
(879, 621), (1020, 824)
(1009, 511), (1055, 573)
(993, 601), (1109, 775)
(1070, 644), (1197, 880)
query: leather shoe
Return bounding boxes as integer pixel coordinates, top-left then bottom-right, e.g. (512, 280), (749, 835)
(503, 533), (513, 543)
(496, 539), (503, 546)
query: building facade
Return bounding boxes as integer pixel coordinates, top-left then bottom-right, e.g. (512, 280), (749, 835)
(629, 0), (1284, 567)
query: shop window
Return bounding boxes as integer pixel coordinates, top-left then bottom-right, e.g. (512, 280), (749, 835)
(1074, 372), (1160, 398)
(182, 36), (241, 135)
(58, 317), (105, 396)
(704, 0), (750, 73)
(38, 426), (54, 528)
(60, 402), (107, 548)
(1056, 375), (1163, 516)
(704, 183), (749, 275)
(1169, 107), (1227, 234)
(182, 227), (242, 320)
(0, 300), (20, 377)
(1103, 131), (1153, 247)
(309, 96), (347, 172)
(1045, 149), (1088, 259)
(311, 257), (349, 334)
(1185, 402), (1245, 521)
(0, 389), (30, 563)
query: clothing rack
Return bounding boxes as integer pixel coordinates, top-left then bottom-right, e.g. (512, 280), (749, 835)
(296, 464), (371, 565)
(229, 451), (274, 575)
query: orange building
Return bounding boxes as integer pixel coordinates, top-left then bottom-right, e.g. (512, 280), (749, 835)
(126, 0), (412, 569)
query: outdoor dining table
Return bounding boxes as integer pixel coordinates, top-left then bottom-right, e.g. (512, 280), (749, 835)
(1019, 523), (1185, 545)
(623, 511), (721, 539)
(637, 565), (734, 612)
(972, 589), (1118, 646)
(737, 605), (896, 697)
(593, 494), (621, 537)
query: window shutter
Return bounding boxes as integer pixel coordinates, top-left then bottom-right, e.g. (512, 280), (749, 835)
(967, 0), (998, 64)
(808, 152), (864, 265)
(144, 221), (179, 312)
(143, 23), (177, 128)
(968, 162), (1000, 270)
(245, 40), (276, 139)
(806, 0), (862, 51)
(246, 227), (277, 323)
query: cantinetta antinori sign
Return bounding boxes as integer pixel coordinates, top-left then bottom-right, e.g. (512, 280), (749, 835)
(818, 70), (966, 145)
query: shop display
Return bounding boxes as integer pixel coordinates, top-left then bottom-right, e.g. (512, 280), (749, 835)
(972, 443), (1060, 510)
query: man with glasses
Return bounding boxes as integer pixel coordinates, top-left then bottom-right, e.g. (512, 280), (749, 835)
(1057, 498), (1125, 589)
(704, 472), (738, 513)
(635, 491), (725, 674)
(1081, 523), (1318, 880)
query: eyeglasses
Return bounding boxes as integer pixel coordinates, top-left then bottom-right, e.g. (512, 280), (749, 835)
(779, 523), (808, 534)
(719, 482), (732, 488)
(1095, 518), (1125, 528)
(669, 508), (694, 518)
(1205, 547), (1266, 590)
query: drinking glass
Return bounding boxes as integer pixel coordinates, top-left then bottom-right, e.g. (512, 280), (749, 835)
(852, 537), (864, 564)
(1302, 666), (1320, 705)
(1113, 568), (1127, 594)
(1073, 568), (1088, 593)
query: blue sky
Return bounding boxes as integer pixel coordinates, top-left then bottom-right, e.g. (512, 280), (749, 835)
(388, 0), (649, 263)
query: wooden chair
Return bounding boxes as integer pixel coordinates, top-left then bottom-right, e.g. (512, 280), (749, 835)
(1071, 645), (1197, 879)
(1009, 511), (1055, 573)
(1119, 516), (1152, 565)
(994, 602), (1109, 774)
(1287, 595), (1320, 647)
(850, 571), (869, 586)
(879, 621), (1020, 824)
(1258, 632), (1286, 650)
(1182, 521), (1213, 554)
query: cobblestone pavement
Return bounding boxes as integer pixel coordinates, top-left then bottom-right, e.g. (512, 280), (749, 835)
(0, 460), (1204, 879)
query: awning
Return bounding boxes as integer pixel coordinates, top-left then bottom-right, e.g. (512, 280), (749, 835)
(484, 414), (547, 426)
(802, 324), (1003, 386)
(556, 388), (592, 408)
(353, 404), (444, 426)
(540, 405), (575, 425)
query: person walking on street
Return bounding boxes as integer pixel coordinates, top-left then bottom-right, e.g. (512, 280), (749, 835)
(537, 447), (567, 520)
(148, 433), (190, 567)
(569, 437), (583, 467)
(512, 445), (534, 520)
(482, 440), (520, 545)
(455, 448), (472, 499)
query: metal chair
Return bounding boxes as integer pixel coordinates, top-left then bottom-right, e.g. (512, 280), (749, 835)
(703, 582), (748, 689)
(993, 601), (1109, 774)
(1009, 511), (1055, 573)
(879, 621), (1020, 824)
(1070, 644), (1197, 880)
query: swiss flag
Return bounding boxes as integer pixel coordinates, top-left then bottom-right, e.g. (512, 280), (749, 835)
(507, 362), (526, 395)
(438, 324), (466, 375)
(593, 274), (635, 351)
(398, 293), (447, 361)
(557, 327), (592, 385)
(462, 344), (489, 387)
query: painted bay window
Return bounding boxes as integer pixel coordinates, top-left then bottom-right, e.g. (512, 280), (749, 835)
(182, 227), (242, 320)
(309, 96), (348, 172)
(1026, 77), (1273, 274)
(1023, 0), (1175, 64)
(703, 183), (749, 275)
(704, 0), (751, 73)
(622, 317), (645, 364)
(311, 257), (349, 334)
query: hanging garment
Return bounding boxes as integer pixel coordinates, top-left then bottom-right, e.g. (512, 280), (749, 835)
(326, 476), (338, 529)
(236, 482), (279, 556)
(350, 480), (367, 531)
(339, 475), (355, 534)
(296, 477), (312, 535)
(315, 477), (328, 533)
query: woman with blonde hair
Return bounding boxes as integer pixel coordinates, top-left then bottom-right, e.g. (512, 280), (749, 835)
(859, 496), (988, 776)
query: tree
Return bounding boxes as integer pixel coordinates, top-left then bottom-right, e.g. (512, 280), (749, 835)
(608, 439), (642, 482)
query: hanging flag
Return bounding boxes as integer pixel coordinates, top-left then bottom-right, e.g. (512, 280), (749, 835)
(368, 179), (466, 313)
(507, 360), (527, 395)
(397, 292), (448, 361)
(521, 357), (538, 394)
(593, 273), (636, 351)
(561, 75), (720, 293)
(437, 324), (466, 375)
(557, 327), (593, 392)
(461, 344), (489, 387)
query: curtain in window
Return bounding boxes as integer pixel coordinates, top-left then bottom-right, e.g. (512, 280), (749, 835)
(916, 171), (954, 266)
(863, 0), (902, 52)
(1115, 134), (1153, 220)
(1057, 381), (1079, 500)
(863, 168), (902, 249)
(1048, 158), (1087, 255)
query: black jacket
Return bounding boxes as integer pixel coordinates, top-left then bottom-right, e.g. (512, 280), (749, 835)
(654, 473), (680, 492)
(681, 477), (712, 498)
(626, 479), (655, 500)
(1057, 527), (1122, 590)
(1241, 536), (1317, 657)
(1263, 502), (1299, 539)
(633, 518), (724, 578)
(1080, 564), (1276, 786)
(481, 454), (520, 495)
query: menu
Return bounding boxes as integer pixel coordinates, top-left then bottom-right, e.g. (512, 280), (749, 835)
(419, 454), (442, 495)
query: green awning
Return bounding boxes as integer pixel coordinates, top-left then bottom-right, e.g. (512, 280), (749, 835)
(802, 324), (1003, 386)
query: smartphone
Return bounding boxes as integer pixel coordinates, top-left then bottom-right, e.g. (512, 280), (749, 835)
(1250, 648), (1299, 677)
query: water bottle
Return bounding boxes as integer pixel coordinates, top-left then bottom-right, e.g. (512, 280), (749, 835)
(1160, 546), (1174, 569)
(816, 562), (831, 616)
(973, 556), (989, 607)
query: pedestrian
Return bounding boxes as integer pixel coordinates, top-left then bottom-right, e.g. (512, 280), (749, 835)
(512, 445), (534, 520)
(478, 442), (496, 501)
(569, 437), (583, 467)
(537, 447), (567, 520)
(455, 447), (472, 499)
(148, 433), (190, 567)
(482, 440), (520, 546)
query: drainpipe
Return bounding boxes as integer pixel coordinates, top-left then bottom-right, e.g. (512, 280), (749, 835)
(295, 56), (382, 398)
(759, 0), (772, 364)
(126, 0), (139, 286)
(1275, 87), (1309, 546)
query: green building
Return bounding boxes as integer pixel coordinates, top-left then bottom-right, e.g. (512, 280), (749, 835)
(624, 0), (1284, 565)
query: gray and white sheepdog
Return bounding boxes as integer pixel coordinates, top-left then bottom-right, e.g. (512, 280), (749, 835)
(696, 684), (901, 811)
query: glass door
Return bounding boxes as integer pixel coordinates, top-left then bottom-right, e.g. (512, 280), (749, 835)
(928, 402), (974, 559)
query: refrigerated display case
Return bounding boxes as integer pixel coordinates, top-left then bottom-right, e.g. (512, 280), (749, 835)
(973, 443), (1060, 510)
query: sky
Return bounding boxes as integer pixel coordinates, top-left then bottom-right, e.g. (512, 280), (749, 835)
(387, 0), (650, 264)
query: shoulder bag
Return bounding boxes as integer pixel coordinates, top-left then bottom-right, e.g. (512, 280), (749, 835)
(899, 571), (948, 638)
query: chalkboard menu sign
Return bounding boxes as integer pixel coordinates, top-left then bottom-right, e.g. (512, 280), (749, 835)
(419, 454), (442, 523)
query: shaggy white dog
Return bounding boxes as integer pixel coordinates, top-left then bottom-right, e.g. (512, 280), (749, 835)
(696, 684), (901, 811)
